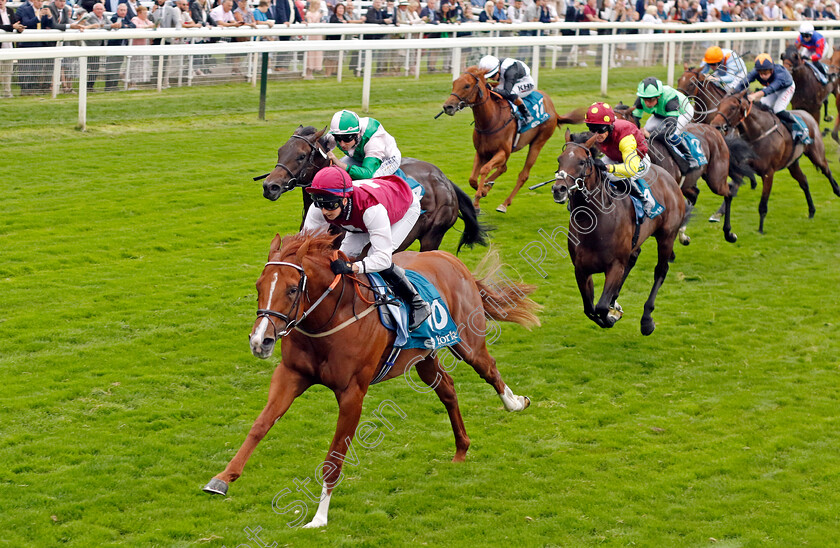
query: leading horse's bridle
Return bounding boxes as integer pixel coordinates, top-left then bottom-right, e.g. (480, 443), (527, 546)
(256, 260), (340, 338)
(255, 134), (328, 189)
(555, 142), (596, 194)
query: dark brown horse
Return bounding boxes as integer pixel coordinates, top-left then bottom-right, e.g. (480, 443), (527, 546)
(711, 90), (840, 232)
(781, 44), (837, 136)
(551, 131), (687, 335)
(202, 233), (541, 527)
(441, 66), (584, 213)
(827, 49), (840, 142)
(260, 125), (489, 253)
(613, 103), (753, 244)
(677, 66), (729, 124)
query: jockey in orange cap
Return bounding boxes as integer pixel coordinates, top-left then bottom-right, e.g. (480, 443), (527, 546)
(700, 46), (747, 90)
(304, 166), (431, 330)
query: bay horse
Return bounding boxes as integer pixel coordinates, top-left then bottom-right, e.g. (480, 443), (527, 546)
(551, 131), (687, 335)
(202, 232), (541, 527)
(441, 66), (584, 213)
(827, 49), (840, 142)
(711, 90), (840, 233)
(677, 66), (729, 124)
(613, 103), (753, 245)
(259, 125), (490, 253)
(781, 44), (837, 136)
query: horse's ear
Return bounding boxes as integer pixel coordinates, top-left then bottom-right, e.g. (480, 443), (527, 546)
(737, 88), (749, 98)
(294, 124), (304, 135)
(617, 100), (625, 107)
(565, 128), (572, 142)
(584, 133), (599, 149)
(268, 233), (283, 260)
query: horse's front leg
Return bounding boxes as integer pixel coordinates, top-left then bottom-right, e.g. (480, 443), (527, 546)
(302, 382), (368, 529)
(640, 235), (675, 336)
(594, 261), (627, 328)
(475, 150), (508, 207)
(204, 361), (311, 495)
(498, 138), (545, 212)
(575, 265), (605, 327)
(468, 153), (483, 191)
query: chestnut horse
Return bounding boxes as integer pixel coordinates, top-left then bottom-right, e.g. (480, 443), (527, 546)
(781, 44), (838, 136)
(711, 90), (840, 233)
(441, 66), (584, 213)
(677, 66), (729, 124)
(259, 125), (490, 253)
(551, 131), (687, 335)
(203, 232), (541, 527)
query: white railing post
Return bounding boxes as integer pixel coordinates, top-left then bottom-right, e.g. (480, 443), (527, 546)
(337, 35), (344, 83)
(78, 57), (87, 130)
(451, 47), (461, 80)
(600, 42), (609, 96)
(362, 48), (372, 112)
(51, 56), (61, 98)
(667, 37), (676, 86)
(156, 52), (164, 91)
(531, 44), (539, 87)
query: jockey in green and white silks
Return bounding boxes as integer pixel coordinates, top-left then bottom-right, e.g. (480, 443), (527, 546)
(631, 77), (699, 173)
(327, 109), (402, 180)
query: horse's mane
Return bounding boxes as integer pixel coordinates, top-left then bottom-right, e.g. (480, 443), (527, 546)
(295, 125), (320, 137)
(568, 132), (599, 156)
(273, 231), (339, 265)
(751, 100), (773, 113)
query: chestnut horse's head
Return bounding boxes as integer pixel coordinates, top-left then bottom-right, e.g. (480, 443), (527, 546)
(552, 129), (600, 204)
(442, 67), (489, 116)
(262, 126), (332, 201)
(249, 232), (342, 358)
(710, 89), (751, 134)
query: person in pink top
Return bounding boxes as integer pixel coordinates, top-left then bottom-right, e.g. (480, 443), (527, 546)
(303, 166), (430, 330)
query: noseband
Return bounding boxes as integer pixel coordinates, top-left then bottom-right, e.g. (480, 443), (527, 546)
(712, 97), (751, 134)
(556, 142), (596, 194)
(449, 71), (489, 112)
(269, 134), (328, 190)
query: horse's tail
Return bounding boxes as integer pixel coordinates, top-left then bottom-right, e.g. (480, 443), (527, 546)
(452, 182), (492, 253)
(473, 250), (542, 330)
(556, 107), (587, 126)
(725, 134), (758, 187)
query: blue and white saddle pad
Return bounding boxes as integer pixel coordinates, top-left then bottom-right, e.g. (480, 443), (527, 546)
(806, 61), (829, 85)
(367, 270), (461, 350)
(682, 132), (708, 167)
(789, 113), (813, 145)
(509, 91), (551, 133)
(628, 195), (646, 223)
(609, 179), (659, 222)
(394, 167), (425, 199)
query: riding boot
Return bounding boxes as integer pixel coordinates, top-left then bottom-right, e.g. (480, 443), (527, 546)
(776, 109), (812, 144)
(662, 134), (691, 174)
(380, 264), (431, 331)
(631, 177), (665, 219)
(673, 135), (700, 170)
(514, 99), (533, 125)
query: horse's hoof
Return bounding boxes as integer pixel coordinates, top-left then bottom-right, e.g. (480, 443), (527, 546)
(725, 232), (738, 243)
(522, 396), (531, 409)
(640, 319), (656, 336)
(825, 115), (834, 123)
(708, 212), (722, 223)
(679, 233), (691, 246)
(495, 204), (507, 213)
(202, 478), (229, 496)
(607, 304), (623, 322)
(809, 209), (816, 219)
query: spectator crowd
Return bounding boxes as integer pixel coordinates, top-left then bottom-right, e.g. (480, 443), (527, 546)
(1, 0), (837, 96)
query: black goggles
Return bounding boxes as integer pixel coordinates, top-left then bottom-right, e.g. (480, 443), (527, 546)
(802, 33), (812, 39)
(312, 195), (343, 210)
(334, 133), (357, 143)
(586, 123), (610, 134)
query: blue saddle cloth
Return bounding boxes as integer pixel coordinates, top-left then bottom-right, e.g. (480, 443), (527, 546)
(394, 167), (424, 199)
(509, 91), (551, 133)
(682, 132), (708, 167)
(789, 113), (813, 145)
(805, 61), (829, 85)
(609, 180), (654, 223)
(368, 270), (461, 351)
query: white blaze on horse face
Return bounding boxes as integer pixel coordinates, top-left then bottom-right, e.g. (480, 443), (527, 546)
(250, 272), (280, 356)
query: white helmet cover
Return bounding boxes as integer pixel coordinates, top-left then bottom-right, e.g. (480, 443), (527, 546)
(800, 21), (815, 34)
(478, 55), (501, 78)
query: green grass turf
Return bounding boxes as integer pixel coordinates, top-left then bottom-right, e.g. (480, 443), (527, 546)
(2, 66), (840, 547)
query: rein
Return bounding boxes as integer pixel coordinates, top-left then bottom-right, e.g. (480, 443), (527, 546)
(452, 71), (516, 135)
(257, 252), (382, 340)
(256, 134), (328, 188)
